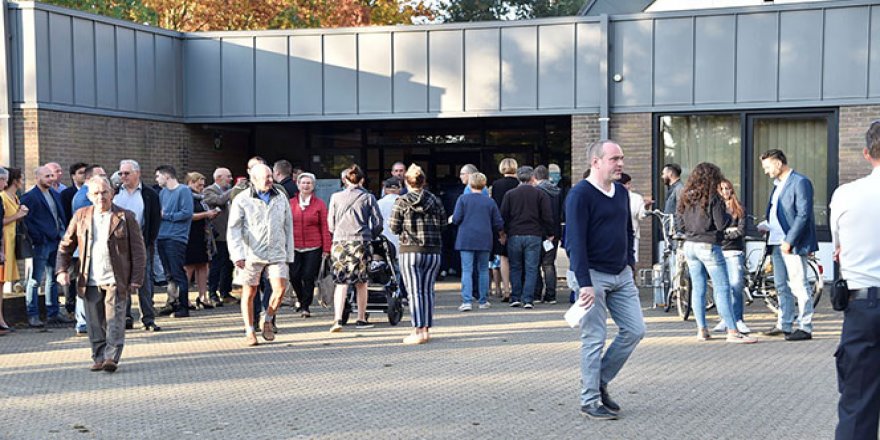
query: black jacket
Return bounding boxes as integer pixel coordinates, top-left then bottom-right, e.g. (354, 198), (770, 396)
(60, 185), (79, 225)
(500, 184), (554, 238)
(681, 194), (731, 245)
(141, 185), (162, 249)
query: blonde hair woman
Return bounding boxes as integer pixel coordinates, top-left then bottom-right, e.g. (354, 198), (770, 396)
(184, 172), (219, 309)
(0, 168), (27, 333)
(389, 164), (447, 344)
(490, 157), (519, 301)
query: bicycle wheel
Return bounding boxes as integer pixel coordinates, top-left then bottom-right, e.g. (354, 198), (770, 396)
(662, 259), (674, 313)
(705, 279), (715, 311)
(807, 259), (824, 307)
(674, 265), (692, 321)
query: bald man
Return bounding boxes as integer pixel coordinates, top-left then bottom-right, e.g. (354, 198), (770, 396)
(21, 166), (71, 327)
(228, 164), (295, 346)
(45, 162), (67, 192)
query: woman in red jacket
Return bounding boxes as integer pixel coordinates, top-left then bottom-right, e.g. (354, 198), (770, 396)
(289, 173), (331, 318)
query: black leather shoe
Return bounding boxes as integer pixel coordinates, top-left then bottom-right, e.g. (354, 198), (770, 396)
(785, 329), (812, 341)
(143, 323), (162, 332)
(125, 317), (134, 330)
(580, 403), (619, 420)
(158, 304), (175, 316)
(599, 386), (620, 413)
(172, 312), (190, 319)
(762, 326), (790, 337)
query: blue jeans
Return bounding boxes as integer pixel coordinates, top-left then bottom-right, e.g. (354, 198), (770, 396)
(26, 242), (61, 318)
(157, 239), (188, 315)
(460, 250), (490, 305)
(508, 235), (542, 304)
(579, 267), (646, 406)
(682, 242), (737, 331)
(723, 250), (745, 322)
(770, 246), (814, 333)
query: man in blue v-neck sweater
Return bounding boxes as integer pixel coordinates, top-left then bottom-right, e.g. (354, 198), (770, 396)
(565, 139), (645, 421)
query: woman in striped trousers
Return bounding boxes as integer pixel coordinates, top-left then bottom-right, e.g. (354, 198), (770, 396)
(389, 164), (446, 345)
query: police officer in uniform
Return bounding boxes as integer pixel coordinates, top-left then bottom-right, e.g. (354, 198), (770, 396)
(830, 120), (880, 440)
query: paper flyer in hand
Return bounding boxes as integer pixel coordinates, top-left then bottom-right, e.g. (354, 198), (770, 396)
(565, 303), (591, 328)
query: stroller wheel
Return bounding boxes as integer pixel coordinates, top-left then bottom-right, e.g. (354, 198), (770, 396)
(387, 298), (403, 326)
(340, 302), (351, 325)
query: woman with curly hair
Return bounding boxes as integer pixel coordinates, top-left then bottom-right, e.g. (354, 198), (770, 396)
(678, 163), (756, 343)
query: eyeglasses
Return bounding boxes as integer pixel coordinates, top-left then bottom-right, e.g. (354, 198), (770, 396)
(119, 171), (132, 176)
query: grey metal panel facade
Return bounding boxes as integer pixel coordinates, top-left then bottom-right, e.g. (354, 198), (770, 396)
(694, 15), (734, 104)
(653, 17), (692, 106)
(465, 28), (500, 112)
(94, 23), (116, 109)
(575, 22), (602, 109)
(870, 6), (880, 98)
(539, 24), (575, 110)
(221, 37), (255, 116)
(611, 19), (653, 107)
(155, 35), (177, 115)
(184, 38), (220, 117)
(736, 13), (778, 103)
(72, 17), (95, 108)
(289, 35), (322, 115)
(823, 6), (870, 99)
(394, 32), (429, 113)
(8, 0), (880, 122)
(778, 10), (822, 101)
(323, 34), (357, 115)
(136, 31), (156, 114)
(115, 27), (136, 111)
(428, 30), (463, 113)
(501, 26), (537, 111)
(48, 12), (73, 104)
(358, 33), (391, 114)
(254, 36), (289, 116)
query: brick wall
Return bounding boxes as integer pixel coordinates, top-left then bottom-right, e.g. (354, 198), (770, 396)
(10, 109), (250, 188)
(838, 105), (880, 185)
(571, 112), (655, 272)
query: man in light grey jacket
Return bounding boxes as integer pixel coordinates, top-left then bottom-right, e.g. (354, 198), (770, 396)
(228, 164), (295, 346)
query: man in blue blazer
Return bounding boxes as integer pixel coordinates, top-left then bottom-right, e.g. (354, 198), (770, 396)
(21, 166), (71, 327)
(758, 149), (819, 341)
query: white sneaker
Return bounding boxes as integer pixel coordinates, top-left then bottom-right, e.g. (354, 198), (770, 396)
(478, 302), (491, 309)
(458, 303), (472, 312)
(712, 321), (727, 333)
(736, 321), (751, 334)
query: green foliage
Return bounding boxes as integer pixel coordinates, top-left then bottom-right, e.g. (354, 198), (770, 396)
(40, 0), (156, 25)
(441, 0), (582, 22)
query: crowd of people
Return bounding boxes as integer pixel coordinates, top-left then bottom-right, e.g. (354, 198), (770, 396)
(0, 131), (877, 437)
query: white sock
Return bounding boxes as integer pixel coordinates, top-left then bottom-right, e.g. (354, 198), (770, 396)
(263, 314), (273, 325)
(245, 325), (255, 334)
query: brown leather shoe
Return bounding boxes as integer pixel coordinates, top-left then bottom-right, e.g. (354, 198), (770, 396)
(90, 362), (103, 372)
(102, 359), (118, 373)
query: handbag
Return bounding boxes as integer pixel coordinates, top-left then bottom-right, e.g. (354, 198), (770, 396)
(317, 255), (335, 308)
(830, 261), (849, 312)
(14, 221), (34, 260)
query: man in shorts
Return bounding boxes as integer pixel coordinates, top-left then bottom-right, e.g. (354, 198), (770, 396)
(227, 164), (295, 346)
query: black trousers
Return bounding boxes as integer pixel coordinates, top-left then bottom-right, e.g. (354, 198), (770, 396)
(534, 240), (559, 302)
(290, 248), (323, 312)
(835, 292), (880, 440)
(208, 241), (234, 297)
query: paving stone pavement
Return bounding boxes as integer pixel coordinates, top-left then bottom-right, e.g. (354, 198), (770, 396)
(0, 282), (842, 439)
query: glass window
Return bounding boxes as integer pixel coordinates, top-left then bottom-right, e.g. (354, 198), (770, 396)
(751, 116), (829, 227)
(659, 114), (742, 198)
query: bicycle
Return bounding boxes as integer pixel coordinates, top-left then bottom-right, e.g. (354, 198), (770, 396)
(743, 230), (824, 315)
(647, 210), (693, 320)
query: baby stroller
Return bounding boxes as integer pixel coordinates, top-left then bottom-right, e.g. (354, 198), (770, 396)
(341, 235), (405, 326)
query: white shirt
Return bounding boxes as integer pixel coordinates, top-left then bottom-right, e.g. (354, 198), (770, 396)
(628, 191), (647, 239)
(113, 183), (145, 226)
(767, 175), (788, 245)
(829, 167), (880, 289)
(377, 193), (400, 251)
(88, 210), (116, 286)
(587, 177), (615, 198)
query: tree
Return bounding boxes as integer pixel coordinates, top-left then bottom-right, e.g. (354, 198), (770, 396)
(39, 0), (436, 30)
(440, 0), (582, 22)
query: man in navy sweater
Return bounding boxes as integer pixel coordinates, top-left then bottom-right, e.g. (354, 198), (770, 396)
(565, 140), (646, 421)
